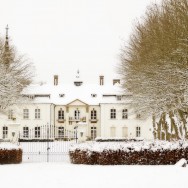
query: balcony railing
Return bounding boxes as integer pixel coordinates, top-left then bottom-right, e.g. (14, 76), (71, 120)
(57, 119), (66, 123)
(69, 117), (86, 122)
(89, 119), (98, 123)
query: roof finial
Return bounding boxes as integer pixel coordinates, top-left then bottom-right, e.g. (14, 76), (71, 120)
(6, 25), (9, 40)
(5, 25), (9, 49)
(76, 69), (80, 79)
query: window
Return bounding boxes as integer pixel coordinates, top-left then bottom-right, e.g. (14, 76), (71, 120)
(110, 127), (116, 137)
(110, 109), (116, 119)
(35, 109), (40, 119)
(58, 109), (64, 120)
(59, 94), (65, 97)
(58, 127), (64, 138)
(91, 94), (97, 98)
(91, 127), (97, 140)
(23, 109), (29, 119)
(91, 109), (97, 120)
(136, 114), (141, 119)
(35, 127), (40, 138)
(136, 127), (141, 137)
(122, 109), (128, 119)
(8, 110), (13, 119)
(3, 126), (8, 139)
(116, 95), (122, 101)
(122, 127), (128, 137)
(74, 109), (80, 120)
(23, 127), (29, 138)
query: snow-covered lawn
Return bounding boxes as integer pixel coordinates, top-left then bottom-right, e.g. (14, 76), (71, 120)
(0, 162), (187, 188)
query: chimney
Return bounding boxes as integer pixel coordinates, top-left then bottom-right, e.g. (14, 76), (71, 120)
(54, 75), (58, 86)
(99, 76), (104, 86)
(113, 79), (120, 85)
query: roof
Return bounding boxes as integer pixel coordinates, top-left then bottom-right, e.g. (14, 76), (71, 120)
(22, 82), (131, 105)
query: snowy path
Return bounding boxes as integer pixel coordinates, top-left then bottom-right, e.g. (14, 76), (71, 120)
(0, 163), (187, 188)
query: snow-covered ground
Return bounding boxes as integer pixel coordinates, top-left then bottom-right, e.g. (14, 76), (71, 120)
(0, 162), (187, 188)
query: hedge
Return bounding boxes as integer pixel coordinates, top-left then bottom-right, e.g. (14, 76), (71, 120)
(69, 141), (188, 165)
(95, 137), (144, 142)
(0, 143), (22, 164)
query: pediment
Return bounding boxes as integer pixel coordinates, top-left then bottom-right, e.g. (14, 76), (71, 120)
(67, 99), (88, 106)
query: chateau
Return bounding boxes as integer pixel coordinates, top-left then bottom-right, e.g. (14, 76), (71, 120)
(0, 72), (153, 142)
(0, 26), (153, 142)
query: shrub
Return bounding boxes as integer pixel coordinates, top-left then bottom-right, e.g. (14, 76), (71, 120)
(95, 137), (144, 142)
(69, 141), (188, 165)
(0, 143), (22, 164)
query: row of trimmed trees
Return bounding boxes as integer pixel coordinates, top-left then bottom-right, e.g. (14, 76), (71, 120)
(120, 0), (188, 140)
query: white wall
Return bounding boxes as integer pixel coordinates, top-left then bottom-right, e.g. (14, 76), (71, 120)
(100, 103), (154, 140)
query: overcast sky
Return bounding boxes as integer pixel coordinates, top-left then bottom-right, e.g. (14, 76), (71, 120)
(0, 0), (160, 85)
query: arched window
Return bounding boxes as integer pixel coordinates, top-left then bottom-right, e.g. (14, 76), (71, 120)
(91, 109), (97, 120)
(58, 108), (64, 120)
(122, 109), (128, 119)
(75, 109), (80, 120)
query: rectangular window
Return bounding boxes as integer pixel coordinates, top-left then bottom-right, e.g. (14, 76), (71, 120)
(110, 127), (116, 137)
(122, 127), (128, 137)
(23, 109), (29, 119)
(23, 127), (29, 138)
(35, 109), (40, 119)
(110, 109), (116, 119)
(58, 127), (64, 138)
(122, 109), (128, 119)
(136, 127), (141, 137)
(75, 109), (80, 120)
(35, 127), (40, 138)
(3, 127), (8, 139)
(91, 127), (97, 140)
(91, 110), (97, 120)
(8, 110), (13, 119)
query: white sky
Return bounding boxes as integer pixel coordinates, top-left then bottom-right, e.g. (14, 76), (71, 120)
(0, 0), (160, 85)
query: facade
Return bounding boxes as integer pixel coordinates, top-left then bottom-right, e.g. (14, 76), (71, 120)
(0, 74), (154, 142)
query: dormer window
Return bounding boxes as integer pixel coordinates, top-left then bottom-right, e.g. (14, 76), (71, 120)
(91, 94), (97, 98)
(27, 95), (35, 99)
(74, 81), (83, 86)
(59, 94), (65, 98)
(116, 95), (122, 101)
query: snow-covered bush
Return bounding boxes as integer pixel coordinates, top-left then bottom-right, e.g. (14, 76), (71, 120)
(0, 143), (22, 164)
(69, 141), (188, 165)
(95, 137), (144, 142)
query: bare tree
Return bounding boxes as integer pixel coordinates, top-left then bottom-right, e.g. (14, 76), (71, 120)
(0, 26), (34, 111)
(119, 0), (188, 140)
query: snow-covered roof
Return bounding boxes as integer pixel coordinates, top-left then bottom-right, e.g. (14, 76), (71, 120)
(22, 81), (131, 105)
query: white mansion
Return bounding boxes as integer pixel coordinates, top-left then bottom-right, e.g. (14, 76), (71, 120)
(0, 72), (154, 142)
